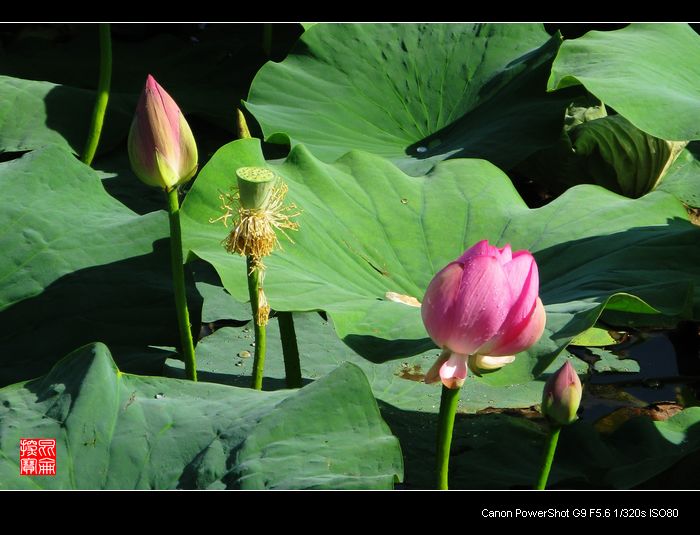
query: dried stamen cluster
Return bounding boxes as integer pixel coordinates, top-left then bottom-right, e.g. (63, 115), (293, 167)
(210, 167), (300, 326)
(212, 182), (300, 270)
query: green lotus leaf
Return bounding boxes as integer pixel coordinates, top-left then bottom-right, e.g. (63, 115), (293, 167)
(181, 138), (700, 384)
(549, 23), (700, 141)
(520, 113), (687, 198)
(0, 75), (131, 154)
(0, 343), (402, 489)
(246, 23), (575, 175)
(0, 146), (199, 385)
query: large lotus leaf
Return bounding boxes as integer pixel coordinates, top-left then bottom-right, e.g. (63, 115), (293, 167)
(0, 343), (402, 489)
(0, 146), (201, 385)
(657, 142), (700, 209)
(570, 326), (622, 347)
(192, 260), (252, 324)
(519, 113), (687, 198)
(603, 407), (700, 488)
(164, 312), (587, 413)
(548, 24), (700, 141)
(0, 75), (132, 155)
(245, 23), (576, 175)
(589, 348), (640, 374)
(180, 138), (700, 385)
(571, 115), (686, 196)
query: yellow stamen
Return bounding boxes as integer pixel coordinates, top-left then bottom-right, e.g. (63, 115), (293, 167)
(257, 285), (270, 326)
(210, 180), (300, 271)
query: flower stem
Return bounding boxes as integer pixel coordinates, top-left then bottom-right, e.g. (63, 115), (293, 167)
(535, 425), (561, 490)
(436, 384), (461, 490)
(166, 188), (197, 381)
(278, 312), (302, 388)
(81, 23), (112, 166)
(247, 256), (267, 390)
(262, 23), (273, 57)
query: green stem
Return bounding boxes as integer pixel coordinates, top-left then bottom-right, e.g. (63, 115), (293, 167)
(247, 256), (267, 390)
(81, 23), (112, 166)
(436, 385), (461, 490)
(535, 425), (561, 490)
(166, 188), (197, 381)
(278, 312), (302, 388)
(262, 23), (273, 57)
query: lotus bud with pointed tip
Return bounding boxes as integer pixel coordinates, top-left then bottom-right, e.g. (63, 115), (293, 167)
(422, 240), (546, 389)
(541, 360), (582, 426)
(128, 74), (198, 191)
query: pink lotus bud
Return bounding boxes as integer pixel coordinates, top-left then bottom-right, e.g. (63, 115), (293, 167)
(541, 360), (582, 426)
(421, 240), (546, 389)
(128, 75), (198, 191)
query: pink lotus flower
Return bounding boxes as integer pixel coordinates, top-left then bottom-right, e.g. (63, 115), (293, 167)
(422, 240), (546, 389)
(541, 360), (582, 425)
(128, 74), (198, 191)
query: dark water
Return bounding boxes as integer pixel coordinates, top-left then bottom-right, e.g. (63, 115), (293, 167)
(582, 329), (700, 421)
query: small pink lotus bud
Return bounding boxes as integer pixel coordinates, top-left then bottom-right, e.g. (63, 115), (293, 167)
(128, 75), (198, 191)
(421, 240), (546, 389)
(541, 360), (582, 426)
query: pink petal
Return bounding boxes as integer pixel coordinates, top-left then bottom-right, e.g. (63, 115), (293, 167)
(504, 251), (539, 303)
(144, 87), (180, 167)
(176, 112), (199, 183)
(147, 74), (181, 146)
(502, 253), (540, 327)
(439, 353), (468, 389)
(456, 240), (512, 265)
(421, 262), (464, 350)
(424, 349), (451, 384)
(483, 297), (546, 356)
(446, 256), (511, 355)
(553, 360), (581, 393)
(496, 244), (513, 265)
(478, 253), (539, 354)
(457, 239), (500, 264)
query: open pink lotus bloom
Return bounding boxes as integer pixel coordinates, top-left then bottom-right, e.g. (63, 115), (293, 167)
(128, 74), (198, 191)
(422, 240), (546, 389)
(541, 360), (582, 425)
